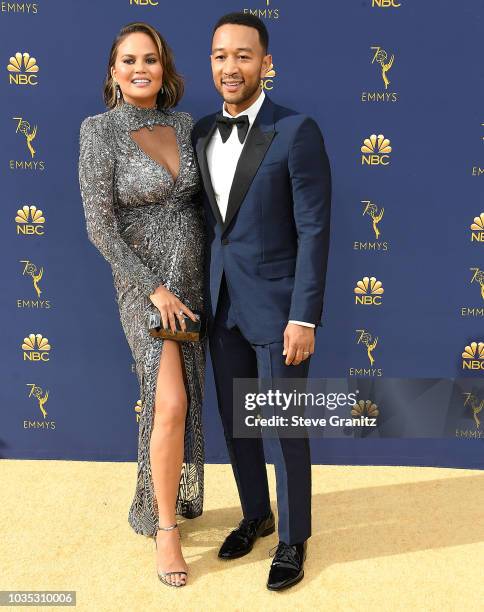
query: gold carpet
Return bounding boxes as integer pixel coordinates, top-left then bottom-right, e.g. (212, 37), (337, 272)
(1, 460), (483, 611)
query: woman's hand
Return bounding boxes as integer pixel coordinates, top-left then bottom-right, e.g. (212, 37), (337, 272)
(149, 285), (198, 333)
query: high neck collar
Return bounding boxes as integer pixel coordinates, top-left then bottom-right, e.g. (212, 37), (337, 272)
(115, 99), (160, 115)
(112, 99), (169, 130)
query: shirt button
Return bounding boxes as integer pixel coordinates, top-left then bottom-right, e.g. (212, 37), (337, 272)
(221, 238), (230, 245)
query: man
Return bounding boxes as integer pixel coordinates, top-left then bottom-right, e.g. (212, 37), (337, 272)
(192, 12), (331, 590)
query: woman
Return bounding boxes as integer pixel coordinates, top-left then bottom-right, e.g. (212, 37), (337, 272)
(78, 22), (205, 588)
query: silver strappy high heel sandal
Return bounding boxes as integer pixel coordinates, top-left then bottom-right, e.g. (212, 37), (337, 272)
(153, 523), (188, 587)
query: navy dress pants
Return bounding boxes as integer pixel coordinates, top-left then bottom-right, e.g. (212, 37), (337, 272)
(209, 273), (312, 545)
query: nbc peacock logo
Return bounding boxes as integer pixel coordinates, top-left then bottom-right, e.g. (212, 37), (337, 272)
(470, 212), (484, 243)
(134, 399), (143, 423)
(361, 134), (391, 165)
(7, 51), (39, 85)
(461, 341), (484, 371)
(351, 399), (379, 419)
(350, 399), (380, 431)
(22, 333), (51, 362)
(354, 276), (384, 305)
(16, 205), (45, 236)
(262, 63), (276, 91)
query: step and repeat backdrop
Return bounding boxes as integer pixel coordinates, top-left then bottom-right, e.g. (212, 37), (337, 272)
(1, 1), (483, 468)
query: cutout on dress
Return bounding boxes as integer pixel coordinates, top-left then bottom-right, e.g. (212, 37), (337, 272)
(129, 125), (180, 183)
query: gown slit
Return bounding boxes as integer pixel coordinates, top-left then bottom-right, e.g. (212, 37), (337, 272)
(147, 336), (192, 528)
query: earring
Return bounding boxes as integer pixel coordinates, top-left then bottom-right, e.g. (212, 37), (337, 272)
(113, 78), (121, 100)
(160, 85), (164, 94)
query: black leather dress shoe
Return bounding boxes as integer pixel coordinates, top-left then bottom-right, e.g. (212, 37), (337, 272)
(218, 511), (275, 559)
(267, 540), (307, 591)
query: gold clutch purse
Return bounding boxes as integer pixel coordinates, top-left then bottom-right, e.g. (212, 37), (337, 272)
(148, 310), (206, 342)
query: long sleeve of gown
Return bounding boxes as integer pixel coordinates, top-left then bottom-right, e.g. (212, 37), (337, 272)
(78, 115), (162, 296)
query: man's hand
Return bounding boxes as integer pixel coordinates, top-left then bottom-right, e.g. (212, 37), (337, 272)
(283, 323), (315, 366)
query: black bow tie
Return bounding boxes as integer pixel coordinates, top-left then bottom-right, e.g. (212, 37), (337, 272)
(216, 115), (250, 144)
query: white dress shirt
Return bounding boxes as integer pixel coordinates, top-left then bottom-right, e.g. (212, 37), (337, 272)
(206, 90), (315, 330)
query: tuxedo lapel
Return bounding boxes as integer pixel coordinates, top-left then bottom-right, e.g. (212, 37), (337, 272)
(223, 98), (276, 232)
(196, 119), (224, 227)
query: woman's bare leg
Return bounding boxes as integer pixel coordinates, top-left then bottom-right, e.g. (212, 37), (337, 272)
(149, 339), (188, 585)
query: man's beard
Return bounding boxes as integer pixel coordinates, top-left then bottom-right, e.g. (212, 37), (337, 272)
(221, 80), (260, 105)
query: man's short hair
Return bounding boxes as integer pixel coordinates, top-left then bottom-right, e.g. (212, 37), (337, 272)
(212, 12), (269, 53)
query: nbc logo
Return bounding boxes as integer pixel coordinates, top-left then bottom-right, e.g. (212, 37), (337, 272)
(351, 399), (379, 419)
(134, 399), (143, 423)
(470, 212), (484, 242)
(461, 341), (484, 370)
(372, 0), (401, 7)
(16, 205), (45, 235)
(361, 134), (391, 165)
(262, 63), (276, 91)
(7, 51), (39, 85)
(354, 276), (384, 305)
(22, 333), (51, 361)
(129, 0), (159, 5)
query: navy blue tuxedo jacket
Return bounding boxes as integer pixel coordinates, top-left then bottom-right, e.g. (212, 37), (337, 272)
(192, 95), (332, 344)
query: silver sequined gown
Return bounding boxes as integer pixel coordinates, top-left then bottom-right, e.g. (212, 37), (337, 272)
(78, 100), (205, 537)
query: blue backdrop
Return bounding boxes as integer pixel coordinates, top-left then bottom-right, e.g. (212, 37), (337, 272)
(1, 0), (483, 468)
